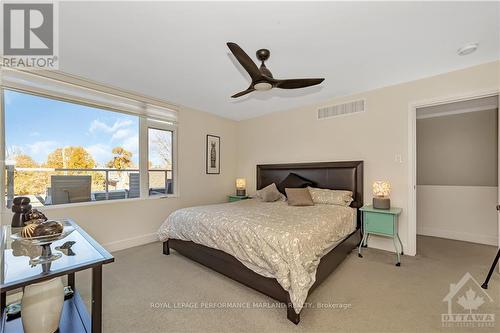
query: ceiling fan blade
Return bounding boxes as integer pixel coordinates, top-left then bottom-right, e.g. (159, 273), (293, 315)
(231, 87), (255, 98)
(227, 42), (262, 81)
(276, 78), (324, 89)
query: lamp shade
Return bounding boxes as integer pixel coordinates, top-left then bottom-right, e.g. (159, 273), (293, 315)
(372, 181), (390, 197)
(236, 178), (246, 189)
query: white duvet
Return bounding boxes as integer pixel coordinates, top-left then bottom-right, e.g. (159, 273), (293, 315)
(157, 199), (356, 313)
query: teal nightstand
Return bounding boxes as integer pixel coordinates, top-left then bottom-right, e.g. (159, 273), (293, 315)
(358, 205), (403, 266)
(228, 195), (249, 202)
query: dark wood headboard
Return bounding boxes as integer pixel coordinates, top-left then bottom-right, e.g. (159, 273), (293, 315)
(256, 161), (364, 226)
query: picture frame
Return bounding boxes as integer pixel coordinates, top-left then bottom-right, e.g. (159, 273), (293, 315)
(206, 134), (220, 174)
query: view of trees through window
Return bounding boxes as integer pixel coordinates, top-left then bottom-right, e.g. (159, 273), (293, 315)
(148, 127), (173, 196)
(4, 89), (173, 207)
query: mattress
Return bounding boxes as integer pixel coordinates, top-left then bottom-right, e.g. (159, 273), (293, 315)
(157, 198), (356, 313)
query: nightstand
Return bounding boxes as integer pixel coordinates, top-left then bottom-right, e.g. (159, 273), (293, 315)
(358, 205), (403, 266)
(228, 195), (249, 202)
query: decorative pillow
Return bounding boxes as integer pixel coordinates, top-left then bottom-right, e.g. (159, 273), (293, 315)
(307, 187), (353, 206)
(285, 188), (314, 206)
(277, 173), (315, 195)
(255, 183), (283, 202)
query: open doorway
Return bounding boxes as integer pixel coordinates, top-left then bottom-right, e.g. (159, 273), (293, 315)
(415, 96), (499, 251)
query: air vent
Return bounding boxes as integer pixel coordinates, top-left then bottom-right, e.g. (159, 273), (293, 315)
(317, 99), (365, 119)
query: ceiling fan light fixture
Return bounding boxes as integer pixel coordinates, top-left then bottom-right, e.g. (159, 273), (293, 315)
(457, 43), (479, 56)
(254, 82), (273, 91)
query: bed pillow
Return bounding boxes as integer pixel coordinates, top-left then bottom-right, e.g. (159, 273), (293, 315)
(285, 188), (314, 206)
(255, 183), (283, 202)
(307, 187), (353, 207)
(277, 173), (315, 195)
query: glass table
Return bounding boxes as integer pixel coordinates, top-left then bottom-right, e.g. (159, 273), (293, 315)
(1, 220), (114, 333)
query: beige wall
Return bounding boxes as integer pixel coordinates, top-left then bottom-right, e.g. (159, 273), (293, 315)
(417, 109), (498, 186)
(417, 185), (498, 246)
(236, 60), (500, 255)
(1, 106), (238, 251)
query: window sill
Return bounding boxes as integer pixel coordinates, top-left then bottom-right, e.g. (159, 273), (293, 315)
(5, 194), (179, 212)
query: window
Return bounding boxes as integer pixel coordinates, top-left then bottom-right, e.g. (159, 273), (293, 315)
(148, 126), (174, 196)
(3, 89), (141, 207)
(1, 75), (178, 208)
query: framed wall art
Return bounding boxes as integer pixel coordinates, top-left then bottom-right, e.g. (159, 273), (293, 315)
(206, 135), (220, 174)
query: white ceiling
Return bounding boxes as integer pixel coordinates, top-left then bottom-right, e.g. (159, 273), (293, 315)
(59, 1), (500, 121)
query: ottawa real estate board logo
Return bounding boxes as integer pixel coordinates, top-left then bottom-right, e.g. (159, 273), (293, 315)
(442, 272), (495, 328)
(2, 1), (59, 69)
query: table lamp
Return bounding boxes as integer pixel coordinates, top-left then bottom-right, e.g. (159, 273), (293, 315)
(236, 178), (246, 196)
(372, 181), (391, 209)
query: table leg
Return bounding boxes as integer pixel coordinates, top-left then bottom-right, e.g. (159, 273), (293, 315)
(393, 235), (401, 266)
(482, 248), (500, 289)
(363, 234), (370, 247)
(360, 214), (367, 247)
(1, 291), (5, 315)
(92, 266), (102, 333)
(68, 272), (75, 290)
(358, 233), (367, 258)
(396, 234), (404, 255)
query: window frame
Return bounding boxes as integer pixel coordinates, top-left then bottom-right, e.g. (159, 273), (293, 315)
(143, 118), (178, 199)
(0, 76), (179, 212)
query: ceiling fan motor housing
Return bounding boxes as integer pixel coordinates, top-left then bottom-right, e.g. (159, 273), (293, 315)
(256, 49), (270, 62)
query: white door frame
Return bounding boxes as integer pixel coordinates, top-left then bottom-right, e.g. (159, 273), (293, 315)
(407, 89), (500, 256)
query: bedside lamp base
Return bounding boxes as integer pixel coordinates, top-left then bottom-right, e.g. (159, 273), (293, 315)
(373, 197), (390, 210)
(236, 189), (246, 196)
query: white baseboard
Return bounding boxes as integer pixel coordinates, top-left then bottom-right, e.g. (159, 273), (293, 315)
(418, 226), (498, 246)
(103, 232), (159, 252)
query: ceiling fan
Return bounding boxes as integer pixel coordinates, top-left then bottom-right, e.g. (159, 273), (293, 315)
(227, 42), (325, 98)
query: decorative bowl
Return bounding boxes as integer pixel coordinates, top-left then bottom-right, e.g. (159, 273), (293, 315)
(10, 219), (75, 265)
(10, 219), (75, 245)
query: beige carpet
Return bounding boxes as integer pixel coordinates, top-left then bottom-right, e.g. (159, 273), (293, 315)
(72, 236), (499, 333)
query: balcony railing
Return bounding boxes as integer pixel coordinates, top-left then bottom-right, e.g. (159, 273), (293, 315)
(5, 166), (172, 208)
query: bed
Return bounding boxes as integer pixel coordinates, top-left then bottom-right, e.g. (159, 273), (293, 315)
(158, 161), (363, 324)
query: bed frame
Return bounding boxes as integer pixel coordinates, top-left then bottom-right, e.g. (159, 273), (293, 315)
(163, 161), (363, 324)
